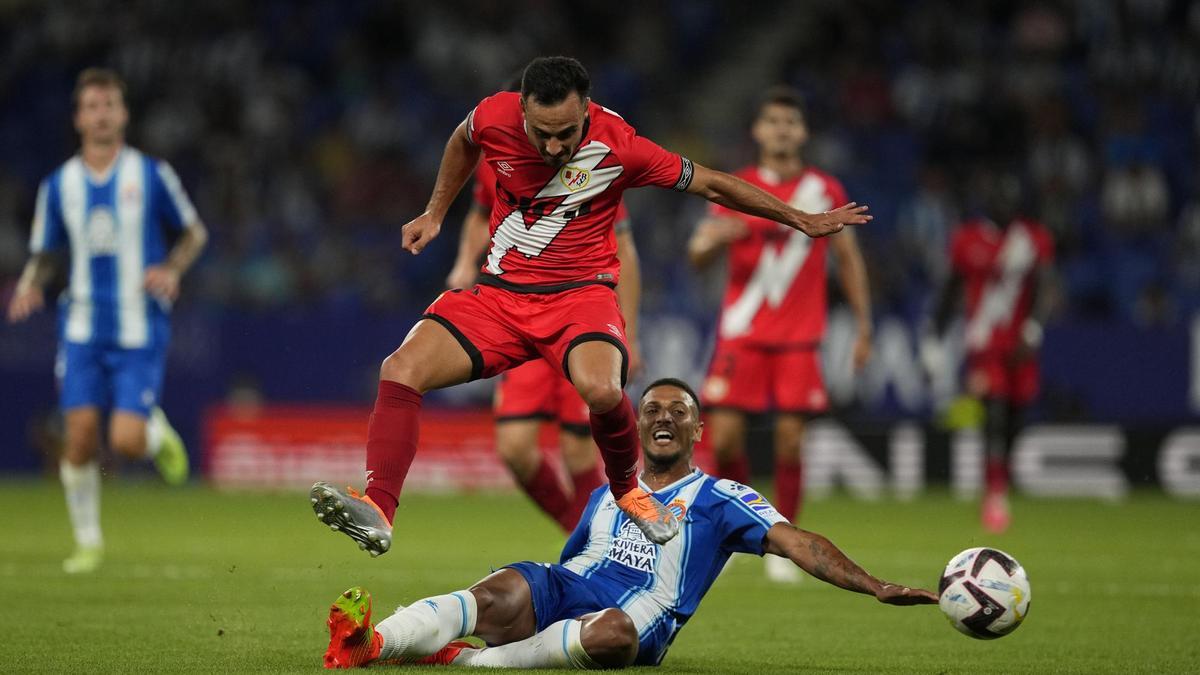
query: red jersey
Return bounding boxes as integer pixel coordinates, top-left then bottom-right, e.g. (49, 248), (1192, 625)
(708, 166), (847, 347)
(950, 218), (1054, 357)
(466, 92), (691, 288)
(473, 161), (631, 235)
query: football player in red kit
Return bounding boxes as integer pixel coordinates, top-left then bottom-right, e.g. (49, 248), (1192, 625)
(446, 159), (642, 532)
(926, 168), (1053, 534)
(310, 57), (870, 556)
(688, 87), (872, 582)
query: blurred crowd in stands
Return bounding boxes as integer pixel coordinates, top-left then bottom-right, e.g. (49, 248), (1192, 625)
(0, 0), (1196, 330)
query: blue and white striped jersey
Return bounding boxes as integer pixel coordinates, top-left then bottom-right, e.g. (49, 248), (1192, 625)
(30, 147), (198, 348)
(560, 469), (788, 659)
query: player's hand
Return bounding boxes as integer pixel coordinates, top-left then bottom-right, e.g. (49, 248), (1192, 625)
(852, 331), (872, 371)
(402, 212), (442, 255)
(875, 582), (938, 606)
(144, 265), (181, 302)
(446, 260), (479, 289)
(793, 203), (871, 238)
(6, 286), (45, 323)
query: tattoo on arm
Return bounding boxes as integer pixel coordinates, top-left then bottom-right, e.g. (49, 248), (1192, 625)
(781, 528), (879, 596)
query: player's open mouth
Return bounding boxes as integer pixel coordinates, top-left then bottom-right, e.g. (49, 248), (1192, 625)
(652, 429), (674, 445)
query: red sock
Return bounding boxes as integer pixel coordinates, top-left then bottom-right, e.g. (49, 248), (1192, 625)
(589, 394), (639, 499)
(518, 456), (573, 532)
(363, 380), (422, 522)
(774, 456), (803, 523)
(565, 464), (604, 530)
(985, 455), (1009, 495)
(716, 453), (751, 485)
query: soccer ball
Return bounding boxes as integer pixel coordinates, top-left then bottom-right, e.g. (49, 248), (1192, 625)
(938, 547), (1031, 639)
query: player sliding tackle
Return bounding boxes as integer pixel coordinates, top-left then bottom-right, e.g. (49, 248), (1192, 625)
(322, 378), (936, 669)
(310, 56), (870, 553)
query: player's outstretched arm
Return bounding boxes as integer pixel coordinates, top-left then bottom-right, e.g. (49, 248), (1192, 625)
(763, 523), (937, 605)
(404, 121), (482, 255)
(685, 164), (871, 238)
(6, 253), (56, 323)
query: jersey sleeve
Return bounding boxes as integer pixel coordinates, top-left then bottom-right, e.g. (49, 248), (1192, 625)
(559, 486), (607, 563)
(29, 177), (67, 253)
(465, 93), (509, 146)
(622, 134), (694, 191)
(711, 479), (788, 555)
(152, 160), (199, 232)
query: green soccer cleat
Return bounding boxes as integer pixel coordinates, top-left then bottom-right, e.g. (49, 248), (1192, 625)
(310, 482), (393, 557)
(62, 545), (103, 574)
(152, 407), (189, 486)
(324, 587), (382, 668)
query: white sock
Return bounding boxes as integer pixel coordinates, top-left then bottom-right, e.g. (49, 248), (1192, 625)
(144, 409), (165, 458)
(376, 591), (478, 660)
(60, 460), (102, 549)
(453, 619), (599, 669)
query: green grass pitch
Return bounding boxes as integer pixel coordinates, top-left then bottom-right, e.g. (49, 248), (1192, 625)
(0, 480), (1197, 673)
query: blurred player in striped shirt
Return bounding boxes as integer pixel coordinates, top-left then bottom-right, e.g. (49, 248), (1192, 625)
(7, 68), (208, 573)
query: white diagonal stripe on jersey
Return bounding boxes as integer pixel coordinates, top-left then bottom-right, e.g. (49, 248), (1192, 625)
(564, 492), (619, 578)
(485, 141), (623, 275)
(965, 224), (1037, 350)
(115, 150), (148, 348)
(719, 173), (829, 339)
(60, 158), (92, 344)
(30, 181), (50, 253)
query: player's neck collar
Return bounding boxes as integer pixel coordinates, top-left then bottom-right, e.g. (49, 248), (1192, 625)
(640, 466), (702, 494)
(80, 144), (124, 183)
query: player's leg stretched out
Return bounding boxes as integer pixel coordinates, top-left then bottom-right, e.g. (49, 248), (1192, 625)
(324, 568), (636, 669)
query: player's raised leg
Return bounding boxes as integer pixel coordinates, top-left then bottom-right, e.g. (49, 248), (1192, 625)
(312, 318), (474, 556)
(566, 340), (677, 544)
(60, 407), (104, 574)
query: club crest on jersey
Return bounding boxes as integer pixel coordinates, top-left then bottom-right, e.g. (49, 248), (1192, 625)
(667, 499), (688, 521)
(559, 165), (590, 192)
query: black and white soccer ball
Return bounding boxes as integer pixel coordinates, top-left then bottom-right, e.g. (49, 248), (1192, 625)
(938, 547), (1031, 639)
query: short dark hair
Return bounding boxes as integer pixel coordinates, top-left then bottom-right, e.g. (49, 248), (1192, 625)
(521, 56), (590, 106)
(640, 378), (702, 414)
(74, 67), (126, 109)
(756, 85), (805, 120)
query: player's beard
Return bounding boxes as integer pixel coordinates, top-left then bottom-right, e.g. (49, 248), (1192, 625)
(643, 445), (690, 472)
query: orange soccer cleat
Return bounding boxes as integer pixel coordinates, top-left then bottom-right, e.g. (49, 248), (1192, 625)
(311, 482), (393, 557)
(324, 587), (383, 669)
(615, 487), (679, 544)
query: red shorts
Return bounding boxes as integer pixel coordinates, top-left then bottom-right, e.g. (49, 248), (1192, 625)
(494, 358), (591, 432)
(423, 283), (629, 385)
(965, 352), (1039, 407)
(702, 340), (827, 414)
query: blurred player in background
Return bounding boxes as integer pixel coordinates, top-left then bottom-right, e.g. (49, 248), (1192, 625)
(446, 158), (643, 532)
(6, 68), (207, 573)
(924, 167), (1053, 534)
(688, 87), (872, 582)
(310, 56), (869, 556)
(322, 378), (935, 669)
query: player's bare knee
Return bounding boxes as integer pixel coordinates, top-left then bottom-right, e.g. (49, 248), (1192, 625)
(379, 350), (424, 390)
(580, 609), (638, 668)
(110, 430), (146, 459)
(577, 380), (623, 414)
